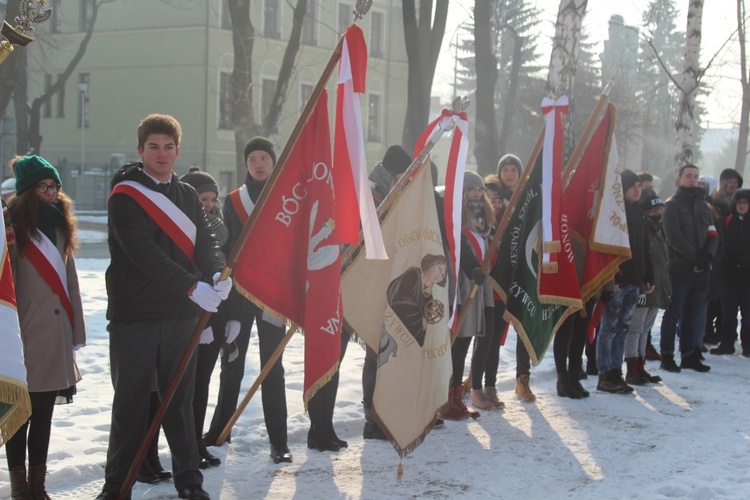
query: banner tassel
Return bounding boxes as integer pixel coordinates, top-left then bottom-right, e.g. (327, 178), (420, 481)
(397, 461), (404, 480)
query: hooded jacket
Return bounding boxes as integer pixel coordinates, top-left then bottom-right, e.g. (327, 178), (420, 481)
(106, 163), (225, 322)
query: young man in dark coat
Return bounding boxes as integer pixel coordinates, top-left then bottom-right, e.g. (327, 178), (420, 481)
(203, 136), (293, 464)
(659, 164), (719, 373)
(99, 114), (230, 500)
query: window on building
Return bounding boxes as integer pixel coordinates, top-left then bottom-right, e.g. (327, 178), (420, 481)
(218, 72), (232, 130)
(262, 78), (279, 134)
(301, 1), (317, 46)
(77, 73), (89, 129)
(367, 93), (382, 143)
(370, 11), (384, 58)
(50, 0), (62, 33)
(221, 0), (232, 30)
(56, 74), (65, 118)
(299, 83), (314, 115)
(338, 3), (352, 35)
(264, 0), (281, 39)
(44, 74), (53, 118)
(79, 0), (94, 32)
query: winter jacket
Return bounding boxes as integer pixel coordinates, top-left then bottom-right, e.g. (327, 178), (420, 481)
(106, 163), (225, 322)
(369, 162), (393, 207)
(456, 230), (493, 338)
(617, 201), (653, 287)
(719, 211), (750, 277)
(643, 215), (671, 309)
(662, 186), (719, 271)
(14, 227), (85, 392)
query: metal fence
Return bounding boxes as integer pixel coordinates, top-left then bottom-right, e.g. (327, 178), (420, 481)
(59, 164), (116, 212)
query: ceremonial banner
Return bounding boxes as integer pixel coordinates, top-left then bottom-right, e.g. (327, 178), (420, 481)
(491, 151), (581, 366)
(233, 91), (341, 405)
(333, 25), (386, 259)
(540, 96), (569, 273)
(0, 204), (31, 445)
(342, 164), (450, 457)
(413, 109), (469, 329)
(563, 104), (631, 303)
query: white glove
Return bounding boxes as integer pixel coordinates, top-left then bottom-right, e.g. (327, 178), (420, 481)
(189, 282), (221, 312)
(199, 326), (214, 345)
(225, 320), (241, 344)
(213, 272), (232, 301)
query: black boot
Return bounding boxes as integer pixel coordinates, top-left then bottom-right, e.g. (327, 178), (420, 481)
(710, 343), (735, 355)
(557, 371), (584, 399)
(639, 357), (661, 383)
(363, 407), (387, 440)
(680, 350), (711, 372)
(198, 438), (221, 468)
(613, 368), (635, 393)
(625, 357), (648, 386)
(570, 375), (590, 398)
(660, 354), (681, 373)
(597, 371), (624, 393)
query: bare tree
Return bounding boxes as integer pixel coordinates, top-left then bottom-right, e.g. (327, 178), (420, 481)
(402, 0), (448, 153)
(474, 0), (499, 174)
(737, 0), (750, 176)
(546, 0), (588, 159)
(228, 0), (308, 183)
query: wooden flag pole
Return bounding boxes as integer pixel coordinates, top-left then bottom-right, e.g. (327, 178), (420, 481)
(118, 3), (372, 498)
(450, 128), (545, 344)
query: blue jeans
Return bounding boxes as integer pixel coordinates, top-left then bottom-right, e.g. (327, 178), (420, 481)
(660, 269), (710, 356)
(596, 283), (640, 373)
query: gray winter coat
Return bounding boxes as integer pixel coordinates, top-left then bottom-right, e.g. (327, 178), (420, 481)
(662, 186), (719, 271)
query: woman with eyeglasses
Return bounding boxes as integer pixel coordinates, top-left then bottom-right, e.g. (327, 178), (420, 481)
(5, 155), (86, 500)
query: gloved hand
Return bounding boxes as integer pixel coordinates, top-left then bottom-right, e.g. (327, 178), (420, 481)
(600, 291), (614, 304)
(470, 267), (486, 286)
(212, 272), (232, 301)
(637, 294), (647, 307)
(189, 282), (222, 312)
(693, 251), (712, 272)
(199, 326), (214, 345)
(225, 320), (242, 344)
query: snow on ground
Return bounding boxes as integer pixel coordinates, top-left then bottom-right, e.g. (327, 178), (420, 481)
(2, 256), (750, 499)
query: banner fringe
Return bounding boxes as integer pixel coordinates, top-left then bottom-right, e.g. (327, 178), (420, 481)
(541, 262), (558, 274)
(234, 283), (292, 328)
(303, 361), (340, 411)
(579, 255), (629, 304)
(543, 240), (561, 253)
(372, 401), (449, 459)
(0, 376), (31, 446)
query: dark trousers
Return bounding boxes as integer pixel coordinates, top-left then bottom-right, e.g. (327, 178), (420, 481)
(718, 270), (750, 349)
(660, 270), (711, 356)
(470, 307), (496, 389)
(193, 336), (223, 439)
(205, 314), (287, 446)
(516, 336), (531, 378)
(104, 316), (202, 494)
(483, 301), (508, 387)
(362, 349), (376, 410)
(308, 330), (350, 441)
(554, 299), (594, 373)
(451, 336), (472, 389)
(5, 390), (57, 469)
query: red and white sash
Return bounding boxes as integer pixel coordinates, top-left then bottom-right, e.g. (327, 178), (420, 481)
(110, 180), (197, 263)
(462, 228), (487, 263)
(229, 185), (255, 225)
(23, 232), (74, 327)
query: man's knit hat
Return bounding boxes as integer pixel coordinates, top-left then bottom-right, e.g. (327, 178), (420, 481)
(13, 155), (62, 195)
(720, 168), (743, 187)
(620, 169), (641, 194)
(382, 145), (412, 176)
(243, 136), (276, 165)
(497, 153), (522, 177)
(180, 166), (219, 195)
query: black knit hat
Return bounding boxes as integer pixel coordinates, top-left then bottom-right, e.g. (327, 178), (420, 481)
(720, 168), (743, 187)
(731, 188), (750, 205)
(13, 155), (62, 195)
(639, 188), (664, 211)
(382, 145), (412, 176)
(620, 169), (641, 194)
(497, 154), (522, 177)
(243, 136), (276, 165)
(180, 166), (219, 195)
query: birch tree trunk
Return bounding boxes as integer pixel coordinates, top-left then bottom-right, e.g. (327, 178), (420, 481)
(737, 0), (750, 177)
(546, 0), (588, 160)
(674, 0), (704, 170)
(474, 0), (499, 175)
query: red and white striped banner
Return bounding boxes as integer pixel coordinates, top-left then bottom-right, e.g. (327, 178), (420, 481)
(540, 96), (569, 273)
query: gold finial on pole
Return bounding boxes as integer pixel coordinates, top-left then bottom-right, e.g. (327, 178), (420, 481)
(0, 0), (53, 66)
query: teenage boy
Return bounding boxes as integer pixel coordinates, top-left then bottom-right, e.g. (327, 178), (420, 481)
(99, 114), (230, 500)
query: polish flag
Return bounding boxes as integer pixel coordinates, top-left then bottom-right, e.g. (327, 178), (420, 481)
(333, 25), (387, 259)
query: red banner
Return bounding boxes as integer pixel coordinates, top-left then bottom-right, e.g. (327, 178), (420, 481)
(233, 91), (342, 404)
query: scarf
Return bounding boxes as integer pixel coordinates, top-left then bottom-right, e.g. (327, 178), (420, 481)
(467, 200), (490, 238)
(244, 173), (267, 204)
(37, 201), (65, 247)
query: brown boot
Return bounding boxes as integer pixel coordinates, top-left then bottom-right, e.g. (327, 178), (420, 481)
(515, 374), (537, 402)
(471, 389), (494, 410)
(483, 387), (506, 410)
(27, 465), (50, 500)
(10, 466), (31, 500)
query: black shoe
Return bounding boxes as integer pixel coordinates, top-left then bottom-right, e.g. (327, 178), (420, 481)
(743, 349), (750, 358)
(557, 371), (584, 399)
(136, 458), (161, 484)
(710, 343), (735, 355)
(680, 351), (711, 372)
(434, 417), (445, 428)
(363, 421), (388, 440)
(570, 377), (590, 398)
(270, 443), (293, 464)
(613, 369), (635, 393)
(198, 439), (221, 468)
(660, 355), (681, 373)
(703, 332), (721, 345)
(597, 373), (624, 393)
(307, 433), (341, 452)
(178, 484), (210, 500)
